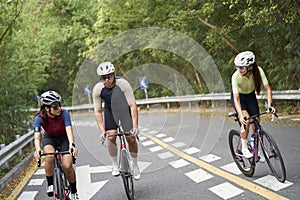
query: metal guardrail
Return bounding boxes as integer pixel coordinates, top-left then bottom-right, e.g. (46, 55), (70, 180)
(0, 130), (34, 168)
(1, 90), (299, 168)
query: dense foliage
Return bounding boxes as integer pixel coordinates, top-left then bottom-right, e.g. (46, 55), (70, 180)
(0, 0), (299, 143)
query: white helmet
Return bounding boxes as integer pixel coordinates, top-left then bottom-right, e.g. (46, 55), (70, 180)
(97, 62), (115, 76)
(39, 90), (62, 106)
(234, 51), (255, 67)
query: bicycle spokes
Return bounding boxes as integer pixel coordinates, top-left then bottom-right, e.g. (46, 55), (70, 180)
(229, 130), (255, 177)
(260, 130), (286, 183)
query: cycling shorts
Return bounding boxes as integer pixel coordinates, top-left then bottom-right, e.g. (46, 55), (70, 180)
(42, 133), (69, 152)
(230, 90), (259, 116)
(104, 107), (133, 132)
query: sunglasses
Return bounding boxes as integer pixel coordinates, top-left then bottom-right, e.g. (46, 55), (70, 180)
(101, 73), (114, 80)
(235, 66), (247, 70)
(51, 102), (61, 110)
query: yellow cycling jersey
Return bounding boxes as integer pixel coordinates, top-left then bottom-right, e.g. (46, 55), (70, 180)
(231, 66), (268, 94)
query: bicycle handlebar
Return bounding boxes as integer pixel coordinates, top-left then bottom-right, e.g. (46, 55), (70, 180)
(37, 150), (76, 167)
(107, 132), (140, 141)
(228, 110), (278, 120)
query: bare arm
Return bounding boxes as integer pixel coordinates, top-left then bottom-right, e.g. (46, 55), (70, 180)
(66, 126), (78, 157)
(129, 103), (139, 130)
(34, 132), (42, 159)
(264, 83), (276, 113)
(95, 109), (105, 134)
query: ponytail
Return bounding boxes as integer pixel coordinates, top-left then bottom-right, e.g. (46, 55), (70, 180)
(35, 106), (49, 125)
(252, 62), (262, 95)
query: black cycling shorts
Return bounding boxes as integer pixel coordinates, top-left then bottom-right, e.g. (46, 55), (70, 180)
(230, 90), (259, 116)
(42, 133), (69, 152)
(104, 107), (133, 132)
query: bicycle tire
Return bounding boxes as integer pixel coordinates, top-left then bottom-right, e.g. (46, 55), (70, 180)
(121, 149), (134, 200)
(54, 168), (65, 200)
(61, 171), (70, 200)
(229, 129), (255, 177)
(260, 130), (286, 182)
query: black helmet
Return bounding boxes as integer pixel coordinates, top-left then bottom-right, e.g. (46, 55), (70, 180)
(39, 90), (62, 106)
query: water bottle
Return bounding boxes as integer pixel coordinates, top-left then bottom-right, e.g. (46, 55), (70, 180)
(250, 134), (255, 148)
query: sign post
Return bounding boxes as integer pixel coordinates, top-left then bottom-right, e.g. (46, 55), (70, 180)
(84, 85), (92, 105)
(139, 76), (149, 110)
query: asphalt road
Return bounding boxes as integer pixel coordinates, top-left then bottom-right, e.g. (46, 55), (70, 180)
(17, 109), (300, 200)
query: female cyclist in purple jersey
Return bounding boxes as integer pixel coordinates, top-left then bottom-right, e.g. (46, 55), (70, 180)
(33, 90), (79, 200)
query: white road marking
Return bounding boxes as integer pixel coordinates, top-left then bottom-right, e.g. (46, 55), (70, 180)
(34, 169), (45, 175)
(28, 179), (44, 185)
(171, 142), (186, 148)
(148, 130), (158, 135)
(157, 151), (175, 159)
(254, 175), (293, 191)
(199, 154), (221, 163)
(156, 133), (166, 138)
(142, 140), (155, 146)
(17, 191), (38, 200)
(169, 159), (190, 168)
(183, 147), (201, 155)
(149, 146), (163, 152)
(220, 162), (242, 175)
(162, 137), (175, 143)
(209, 182), (244, 200)
(185, 168), (213, 183)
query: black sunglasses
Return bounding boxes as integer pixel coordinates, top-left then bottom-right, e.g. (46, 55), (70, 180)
(235, 66), (247, 70)
(51, 102), (61, 110)
(101, 73), (114, 80)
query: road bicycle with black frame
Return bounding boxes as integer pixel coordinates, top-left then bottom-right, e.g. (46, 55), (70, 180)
(228, 110), (286, 183)
(37, 147), (76, 200)
(104, 126), (139, 200)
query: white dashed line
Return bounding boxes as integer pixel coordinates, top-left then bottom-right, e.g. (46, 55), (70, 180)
(185, 168), (213, 183)
(254, 175), (293, 191)
(199, 154), (221, 163)
(169, 159), (190, 168)
(209, 182), (244, 200)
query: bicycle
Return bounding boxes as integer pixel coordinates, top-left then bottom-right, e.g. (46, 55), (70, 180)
(104, 127), (139, 200)
(37, 148), (76, 200)
(228, 110), (286, 183)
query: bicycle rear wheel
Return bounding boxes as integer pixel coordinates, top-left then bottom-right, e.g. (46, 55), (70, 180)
(229, 129), (255, 177)
(120, 149), (134, 200)
(260, 130), (286, 183)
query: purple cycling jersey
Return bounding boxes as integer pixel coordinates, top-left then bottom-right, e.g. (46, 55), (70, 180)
(33, 108), (72, 137)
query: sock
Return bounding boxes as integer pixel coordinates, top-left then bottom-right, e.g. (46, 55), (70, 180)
(111, 156), (118, 165)
(69, 181), (77, 194)
(46, 175), (53, 186)
(132, 157), (138, 167)
(241, 138), (248, 149)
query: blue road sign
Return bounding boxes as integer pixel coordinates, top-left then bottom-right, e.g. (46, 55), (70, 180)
(84, 85), (92, 95)
(139, 76), (148, 90)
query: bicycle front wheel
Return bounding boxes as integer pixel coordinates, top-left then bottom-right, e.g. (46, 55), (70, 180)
(229, 129), (255, 177)
(260, 130), (286, 182)
(53, 168), (65, 200)
(120, 149), (134, 200)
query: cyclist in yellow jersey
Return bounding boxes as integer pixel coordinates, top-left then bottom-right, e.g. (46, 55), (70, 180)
(231, 51), (276, 159)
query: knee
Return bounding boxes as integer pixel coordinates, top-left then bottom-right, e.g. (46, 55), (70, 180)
(44, 155), (54, 164)
(63, 163), (73, 173)
(127, 136), (137, 145)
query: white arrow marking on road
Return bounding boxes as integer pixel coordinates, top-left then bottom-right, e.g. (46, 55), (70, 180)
(76, 161), (151, 199)
(76, 165), (108, 200)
